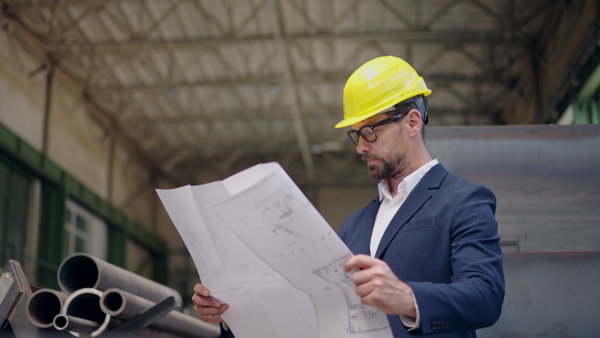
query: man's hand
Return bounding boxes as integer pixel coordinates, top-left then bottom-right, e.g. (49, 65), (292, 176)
(192, 283), (229, 323)
(344, 254), (416, 318)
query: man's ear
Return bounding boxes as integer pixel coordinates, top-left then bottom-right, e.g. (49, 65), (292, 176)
(406, 109), (423, 137)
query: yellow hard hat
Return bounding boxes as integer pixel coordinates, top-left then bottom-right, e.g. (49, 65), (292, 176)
(335, 56), (432, 128)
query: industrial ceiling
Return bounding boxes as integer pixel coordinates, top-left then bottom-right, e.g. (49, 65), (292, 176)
(1, 0), (597, 187)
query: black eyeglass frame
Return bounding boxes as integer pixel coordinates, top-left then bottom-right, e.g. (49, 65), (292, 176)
(346, 112), (406, 145)
(346, 95), (428, 145)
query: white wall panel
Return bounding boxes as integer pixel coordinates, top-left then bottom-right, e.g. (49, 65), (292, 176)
(0, 40), (45, 149)
(47, 74), (110, 198)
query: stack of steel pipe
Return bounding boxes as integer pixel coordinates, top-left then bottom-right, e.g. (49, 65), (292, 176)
(25, 253), (220, 337)
(100, 288), (220, 338)
(57, 253), (183, 309)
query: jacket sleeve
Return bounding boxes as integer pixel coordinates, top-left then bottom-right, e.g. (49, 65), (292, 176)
(407, 183), (505, 335)
(220, 322), (235, 337)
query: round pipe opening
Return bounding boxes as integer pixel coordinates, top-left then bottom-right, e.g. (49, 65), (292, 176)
(65, 293), (105, 324)
(102, 292), (124, 314)
(28, 292), (61, 327)
(58, 255), (99, 293)
(54, 315), (68, 330)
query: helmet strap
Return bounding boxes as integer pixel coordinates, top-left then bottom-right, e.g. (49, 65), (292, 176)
(395, 96), (428, 125)
(414, 96), (428, 125)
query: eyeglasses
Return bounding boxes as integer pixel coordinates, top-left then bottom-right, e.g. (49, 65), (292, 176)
(346, 112), (406, 145)
(345, 95), (428, 145)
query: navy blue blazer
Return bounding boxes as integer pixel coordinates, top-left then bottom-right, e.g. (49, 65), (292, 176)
(339, 163), (505, 337)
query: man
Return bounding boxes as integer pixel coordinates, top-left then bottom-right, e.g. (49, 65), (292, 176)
(192, 56), (505, 337)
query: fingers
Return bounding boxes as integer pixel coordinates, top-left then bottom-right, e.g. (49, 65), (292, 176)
(194, 302), (229, 323)
(353, 278), (375, 297)
(191, 283), (229, 323)
(343, 256), (416, 316)
(344, 254), (376, 273)
(345, 255), (388, 289)
(192, 292), (222, 308)
(193, 283), (210, 297)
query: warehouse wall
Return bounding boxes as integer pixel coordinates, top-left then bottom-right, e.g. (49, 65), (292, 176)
(47, 74), (110, 196)
(0, 34), (179, 289)
(317, 187), (374, 231)
(0, 49), (45, 148)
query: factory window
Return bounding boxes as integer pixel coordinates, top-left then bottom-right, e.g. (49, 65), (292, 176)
(64, 200), (108, 260)
(0, 160), (30, 265)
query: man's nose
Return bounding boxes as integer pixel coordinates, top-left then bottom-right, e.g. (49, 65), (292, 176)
(355, 136), (370, 154)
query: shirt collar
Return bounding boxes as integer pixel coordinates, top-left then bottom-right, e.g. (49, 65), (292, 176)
(378, 159), (439, 201)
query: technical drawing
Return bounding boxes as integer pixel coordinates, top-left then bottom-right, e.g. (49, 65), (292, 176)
(176, 207), (213, 254)
(314, 257), (390, 334)
(255, 183), (309, 241)
(160, 163), (393, 337)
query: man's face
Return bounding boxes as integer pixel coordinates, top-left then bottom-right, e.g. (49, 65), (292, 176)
(351, 113), (408, 180)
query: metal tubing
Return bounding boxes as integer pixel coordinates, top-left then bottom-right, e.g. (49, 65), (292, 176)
(57, 253), (182, 309)
(0, 260), (48, 338)
(61, 288), (112, 337)
(27, 289), (69, 328)
(53, 314), (100, 333)
(58, 303), (180, 338)
(100, 288), (220, 338)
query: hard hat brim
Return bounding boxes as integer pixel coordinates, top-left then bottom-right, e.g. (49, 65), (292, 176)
(335, 89), (432, 128)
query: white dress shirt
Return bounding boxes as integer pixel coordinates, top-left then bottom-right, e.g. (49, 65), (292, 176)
(370, 159), (439, 330)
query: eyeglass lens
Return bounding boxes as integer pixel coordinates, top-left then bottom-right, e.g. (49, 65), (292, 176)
(359, 127), (377, 142)
(348, 127), (376, 145)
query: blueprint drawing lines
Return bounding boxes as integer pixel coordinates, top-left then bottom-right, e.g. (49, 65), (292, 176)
(255, 183), (308, 241)
(315, 257), (390, 334)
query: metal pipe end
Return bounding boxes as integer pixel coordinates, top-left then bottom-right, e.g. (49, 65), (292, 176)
(63, 288), (111, 337)
(27, 289), (68, 328)
(53, 315), (69, 330)
(100, 288), (126, 316)
(58, 253), (99, 294)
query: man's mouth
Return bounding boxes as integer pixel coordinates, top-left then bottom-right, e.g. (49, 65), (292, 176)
(362, 155), (379, 165)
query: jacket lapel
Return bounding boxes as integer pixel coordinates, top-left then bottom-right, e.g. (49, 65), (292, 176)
(374, 163), (448, 258)
(355, 198), (381, 255)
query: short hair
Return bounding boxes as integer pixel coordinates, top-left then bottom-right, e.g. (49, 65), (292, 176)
(384, 96), (428, 139)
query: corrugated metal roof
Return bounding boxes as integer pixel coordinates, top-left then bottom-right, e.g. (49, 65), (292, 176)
(1, 0), (596, 185)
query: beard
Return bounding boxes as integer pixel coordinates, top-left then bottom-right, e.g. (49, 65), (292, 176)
(363, 153), (405, 180)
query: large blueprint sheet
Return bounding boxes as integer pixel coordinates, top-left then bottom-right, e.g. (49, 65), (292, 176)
(157, 163), (392, 338)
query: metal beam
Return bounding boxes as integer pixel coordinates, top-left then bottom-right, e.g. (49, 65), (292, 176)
(114, 105), (337, 124)
(238, 0), (311, 178)
(45, 29), (524, 52)
(113, 106), (476, 126)
(84, 72), (499, 92)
